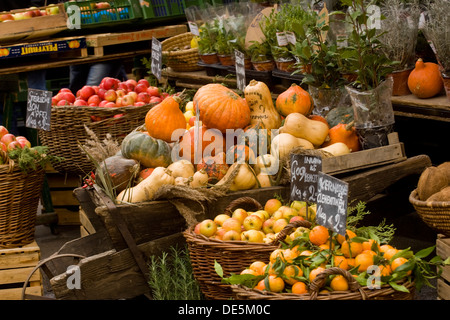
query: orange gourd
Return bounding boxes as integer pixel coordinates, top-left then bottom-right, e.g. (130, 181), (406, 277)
(407, 58), (443, 98)
(145, 95), (186, 142)
(275, 83), (314, 117)
(322, 121), (360, 152)
(193, 83), (251, 133)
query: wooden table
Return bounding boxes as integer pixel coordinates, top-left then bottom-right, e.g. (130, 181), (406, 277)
(391, 94), (450, 122)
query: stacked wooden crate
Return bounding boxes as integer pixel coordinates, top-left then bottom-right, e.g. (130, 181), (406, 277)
(437, 234), (450, 300)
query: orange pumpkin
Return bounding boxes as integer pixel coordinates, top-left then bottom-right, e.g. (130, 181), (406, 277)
(322, 122), (360, 152)
(407, 58), (443, 99)
(275, 83), (314, 117)
(145, 95), (186, 142)
(193, 84), (251, 133)
(308, 114), (329, 127)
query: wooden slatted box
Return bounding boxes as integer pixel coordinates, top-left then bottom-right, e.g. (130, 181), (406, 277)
(437, 234), (450, 300)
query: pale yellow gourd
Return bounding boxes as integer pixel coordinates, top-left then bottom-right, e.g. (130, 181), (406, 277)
(280, 112), (329, 147)
(256, 172), (274, 188)
(174, 176), (192, 186)
(270, 133), (314, 160)
(216, 162), (258, 191)
(190, 169), (209, 188)
(244, 80), (282, 130)
(319, 142), (351, 157)
(116, 167), (174, 203)
(252, 154), (279, 175)
(167, 159), (195, 178)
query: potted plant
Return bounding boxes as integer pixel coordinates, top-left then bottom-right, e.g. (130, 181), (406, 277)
(248, 39), (275, 71)
(378, 0), (421, 96)
(198, 20), (220, 64)
(340, 0), (397, 149)
(423, 0), (450, 101)
(215, 16), (235, 66)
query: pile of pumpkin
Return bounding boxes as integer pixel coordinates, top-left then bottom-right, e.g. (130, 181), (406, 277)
(98, 80), (359, 204)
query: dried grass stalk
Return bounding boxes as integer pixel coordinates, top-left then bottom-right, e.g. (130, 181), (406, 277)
(79, 125), (121, 163)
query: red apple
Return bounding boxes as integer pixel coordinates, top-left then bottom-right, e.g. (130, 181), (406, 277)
(243, 215), (263, 231)
(125, 79), (137, 87)
(198, 219), (217, 237)
(262, 218), (276, 234)
(240, 229), (264, 243)
(98, 100), (108, 108)
(97, 88), (106, 100)
(0, 133), (15, 146)
(161, 92), (169, 100)
(127, 91), (137, 100)
(79, 85), (95, 100)
(22, 10), (36, 19)
(87, 95), (101, 106)
(149, 96), (162, 104)
(188, 116), (196, 127)
(194, 223), (201, 235)
(74, 99), (88, 106)
(57, 99), (69, 106)
(133, 102), (146, 107)
(45, 4), (60, 15)
(101, 77), (119, 91)
(115, 97), (123, 106)
(104, 102), (117, 108)
(134, 83), (148, 94)
(137, 79), (150, 87)
(16, 137), (31, 148)
(58, 92), (76, 103)
(51, 97), (59, 105)
(7, 141), (22, 151)
(115, 89), (127, 98)
(104, 89), (117, 102)
(221, 218), (242, 233)
(0, 14), (14, 22)
(136, 92), (151, 104)
(122, 94), (135, 106)
(147, 86), (160, 97)
(0, 141), (7, 152)
(117, 82), (128, 92)
(58, 88), (72, 94)
(0, 125), (9, 139)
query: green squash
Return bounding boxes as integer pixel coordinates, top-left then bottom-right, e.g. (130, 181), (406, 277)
(325, 106), (354, 128)
(121, 131), (172, 168)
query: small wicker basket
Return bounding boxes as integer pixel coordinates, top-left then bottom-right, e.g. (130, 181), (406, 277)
(161, 32), (203, 72)
(231, 267), (416, 300)
(409, 189), (450, 237)
(183, 197), (312, 300)
(38, 103), (153, 176)
(0, 150), (45, 248)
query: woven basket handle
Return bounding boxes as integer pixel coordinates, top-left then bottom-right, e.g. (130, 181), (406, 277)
(0, 150), (15, 174)
(223, 197), (263, 216)
(309, 267), (368, 300)
(269, 219), (312, 246)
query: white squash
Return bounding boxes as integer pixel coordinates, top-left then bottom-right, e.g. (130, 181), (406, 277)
(216, 162), (258, 191)
(167, 159), (195, 178)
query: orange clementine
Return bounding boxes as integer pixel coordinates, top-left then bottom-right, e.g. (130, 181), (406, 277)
(347, 258), (356, 268)
(255, 279), (266, 290)
(380, 244), (394, 253)
(379, 264), (392, 276)
(309, 266), (326, 282)
(391, 257), (411, 276)
(309, 225), (329, 246)
(240, 268), (258, 276)
(283, 248), (298, 263)
(362, 239), (380, 252)
(383, 248), (399, 261)
(355, 252), (374, 272)
(266, 275), (285, 292)
(270, 249), (284, 264)
(335, 229), (357, 244)
(291, 281), (308, 294)
(300, 250), (313, 257)
(330, 275), (349, 291)
(283, 265), (303, 285)
(340, 240), (363, 258)
(249, 261), (267, 275)
(333, 255), (349, 270)
(361, 249), (377, 257)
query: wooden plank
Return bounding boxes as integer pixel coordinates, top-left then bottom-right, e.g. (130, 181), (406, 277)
(437, 278), (450, 300)
(0, 241), (41, 270)
(0, 286), (42, 300)
(46, 173), (81, 189)
(80, 226), (90, 238)
(391, 94), (450, 109)
(0, 267), (41, 285)
(50, 232), (185, 300)
(50, 190), (79, 207)
(437, 235), (450, 283)
(55, 207), (81, 225)
(79, 208), (96, 235)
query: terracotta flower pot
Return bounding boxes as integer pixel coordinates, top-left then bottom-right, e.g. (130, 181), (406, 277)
(275, 58), (296, 73)
(218, 54), (234, 66)
(199, 53), (219, 64)
(251, 60), (275, 72)
(244, 58), (253, 70)
(441, 72), (450, 101)
(388, 68), (413, 96)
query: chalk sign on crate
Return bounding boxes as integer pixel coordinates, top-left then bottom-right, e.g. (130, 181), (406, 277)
(26, 88), (52, 131)
(234, 50), (246, 92)
(290, 153), (322, 203)
(151, 37), (162, 81)
(316, 172), (348, 236)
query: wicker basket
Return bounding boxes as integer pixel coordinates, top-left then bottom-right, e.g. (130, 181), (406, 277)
(183, 197), (312, 300)
(409, 189), (450, 237)
(231, 267), (416, 300)
(161, 32), (203, 72)
(38, 103), (153, 176)
(0, 150), (45, 248)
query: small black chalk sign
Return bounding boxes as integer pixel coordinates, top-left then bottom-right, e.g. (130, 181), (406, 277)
(151, 37), (162, 81)
(234, 50), (246, 92)
(315, 172), (349, 236)
(26, 88), (52, 131)
(290, 154), (322, 203)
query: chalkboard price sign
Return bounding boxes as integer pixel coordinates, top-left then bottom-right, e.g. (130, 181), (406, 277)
(26, 88), (52, 131)
(315, 172), (349, 236)
(151, 37), (162, 81)
(234, 50), (246, 91)
(290, 153), (322, 203)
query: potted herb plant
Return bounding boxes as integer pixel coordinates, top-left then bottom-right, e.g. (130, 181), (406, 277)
(423, 0), (450, 101)
(198, 19), (220, 64)
(378, 0), (421, 96)
(340, 0), (397, 149)
(248, 39), (275, 71)
(215, 16), (235, 66)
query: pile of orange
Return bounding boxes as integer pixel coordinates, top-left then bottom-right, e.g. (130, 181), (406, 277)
(238, 224), (414, 295)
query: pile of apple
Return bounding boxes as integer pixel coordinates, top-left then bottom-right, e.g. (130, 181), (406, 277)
(194, 198), (317, 244)
(0, 125), (31, 153)
(0, 4), (60, 22)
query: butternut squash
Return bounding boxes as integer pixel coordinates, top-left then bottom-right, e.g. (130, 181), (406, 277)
(319, 142), (351, 157)
(116, 167), (174, 203)
(216, 162), (258, 191)
(244, 80), (282, 130)
(270, 133), (314, 160)
(280, 112), (329, 147)
(253, 154), (279, 175)
(256, 171), (274, 188)
(167, 159), (195, 178)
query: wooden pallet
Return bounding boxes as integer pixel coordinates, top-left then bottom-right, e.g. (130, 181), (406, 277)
(0, 241), (42, 300)
(437, 234), (450, 300)
(84, 24), (187, 57)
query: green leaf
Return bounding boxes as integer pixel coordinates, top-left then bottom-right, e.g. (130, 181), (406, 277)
(214, 260), (223, 278)
(414, 246), (436, 259)
(388, 281), (410, 293)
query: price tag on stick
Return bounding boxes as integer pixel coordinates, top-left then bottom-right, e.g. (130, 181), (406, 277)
(26, 88), (52, 131)
(234, 50), (246, 91)
(290, 154), (322, 203)
(315, 172), (348, 236)
(151, 37), (162, 81)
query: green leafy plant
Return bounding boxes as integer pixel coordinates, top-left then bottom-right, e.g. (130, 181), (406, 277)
(148, 245), (203, 300)
(248, 40), (273, 62)
(198, 20), (220, 55)
(7, 146), (63, 173)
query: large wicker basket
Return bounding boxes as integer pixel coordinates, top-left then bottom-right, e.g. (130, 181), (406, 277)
(38, 103), (153, 176)
(0, 150), (45, 248)
(409, 189), (450, 237)
(161, 32), (203, 72)
(231, 267), (416, 300)
(183, 197), (312, 300)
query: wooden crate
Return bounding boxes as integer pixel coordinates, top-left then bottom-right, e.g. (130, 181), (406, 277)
(0, 241), (42, 300)
(437, 234), (450, 300)
(79, 207), (96, 237)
